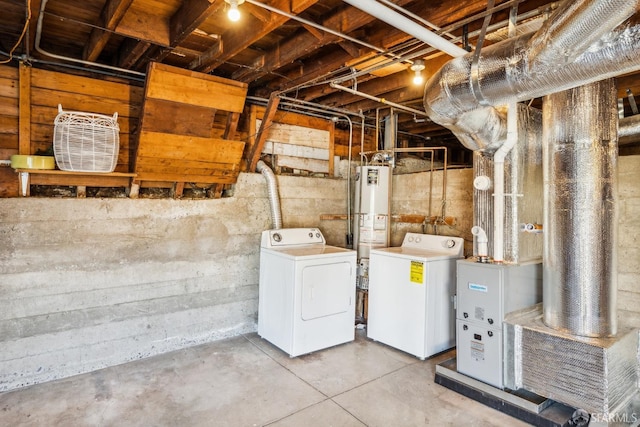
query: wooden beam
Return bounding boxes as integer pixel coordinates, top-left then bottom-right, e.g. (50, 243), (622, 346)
(337, 41), (360, 58)
(247, 95), (280, 172)
(223, 112), (241, 140)
(84, 0), (134, 61)
(117, 38), (151, 69)
(18, 63), (30, 155)
(231, 0), (414, 82)
(244, 3), (272, 23)
(170, 0), (224, 48)
(256, 0), (497, 92)
(302, 24), (324, 41)
(173, 182), (185, 199)
(194, 0), (320, 73)
(145, 63), (247, 113)
(328, 120), (335, 176)
(116, 9), (171, 47)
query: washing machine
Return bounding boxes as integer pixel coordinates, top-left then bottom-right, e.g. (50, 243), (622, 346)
(367, 233), (464, 359)
(258, 228), (357, 357)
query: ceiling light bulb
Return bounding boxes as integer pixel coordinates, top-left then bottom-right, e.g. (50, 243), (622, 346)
(410, 59), (425, 86)
(228, 0), (241, 21)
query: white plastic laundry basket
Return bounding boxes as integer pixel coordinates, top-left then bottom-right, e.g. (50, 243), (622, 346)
(53, 104), (120, 172)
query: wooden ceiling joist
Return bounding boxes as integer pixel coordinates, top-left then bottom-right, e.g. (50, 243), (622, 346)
(84, 0), (134, 62)
(194, 0), (320, 74)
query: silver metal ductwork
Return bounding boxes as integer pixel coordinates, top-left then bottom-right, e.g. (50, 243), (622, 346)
(422, 0), (640, 415)
(473, 104), (543, 264)
(256, 160), (283, 229)
(423, 0), (640, 152)
(543, 79), (618, 338)
(620, 114), (640, 146)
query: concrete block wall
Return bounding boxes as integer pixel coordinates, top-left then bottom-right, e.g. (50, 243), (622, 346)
(391, 168), (474, 253)
(1, 156), (638, 392)
(0, 173), (269, 391)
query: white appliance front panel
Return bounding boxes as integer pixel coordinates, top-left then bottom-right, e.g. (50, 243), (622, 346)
(456, 260), (542, 329)
(258, 247), (356, 358)
(368, 251), (457, 359)
(456, 320), (503, 389)
(301, 261), (352, 320)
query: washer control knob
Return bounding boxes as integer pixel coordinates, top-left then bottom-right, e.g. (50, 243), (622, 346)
(273, 233), (282, 242)
(309, 232), (314, 238)
(463, 312), (469, 318)
(488, 318), (494, 325)
(445, 239), (456, 248)
(488, 331), (494, 337)
(316, 232), (321, 238)
(407, 236), (414, 242)
(415, 236), (421, 243)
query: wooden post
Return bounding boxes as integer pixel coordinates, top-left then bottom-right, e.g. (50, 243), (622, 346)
(18, 63), (31, 155)
(246, 94), (280, 172)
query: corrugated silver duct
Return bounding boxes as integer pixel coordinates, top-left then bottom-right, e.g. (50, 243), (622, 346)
(473, 104), (543, 263)
(542, 79), (618, 338)
(619, 114), (640, 146)
(527, 0), (637, 68)
(423, 0), (640, 152)
(256, 160), (283, 229)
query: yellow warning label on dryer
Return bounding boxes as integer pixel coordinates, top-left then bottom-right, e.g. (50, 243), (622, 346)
(410, 261), (424, 284)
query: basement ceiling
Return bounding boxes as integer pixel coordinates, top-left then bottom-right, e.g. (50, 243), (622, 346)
(2, 0), (640, 159)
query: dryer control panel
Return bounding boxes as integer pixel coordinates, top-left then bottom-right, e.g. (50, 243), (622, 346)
(261, 228), (326, 248)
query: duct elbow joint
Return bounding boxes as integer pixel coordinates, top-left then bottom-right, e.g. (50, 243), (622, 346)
(471, 225), (489, 257)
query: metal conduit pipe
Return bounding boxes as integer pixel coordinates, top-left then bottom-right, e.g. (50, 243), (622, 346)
(330, 83), (429, 117)
(393, 146), (448, 220)
(423, 0), (640, 152)
(256, 160), (283, 230)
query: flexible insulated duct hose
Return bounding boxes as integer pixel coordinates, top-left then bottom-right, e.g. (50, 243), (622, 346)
(423, 0), (640, 152)
(256, 160), (283, 229)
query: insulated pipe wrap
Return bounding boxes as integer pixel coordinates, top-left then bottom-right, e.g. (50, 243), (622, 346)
(619, 114), (640, 146)
(256, 160), (283, 230)
(424, 0), (640, 152)
(527, 0), (636, 67)
(542, 79), (618, 338)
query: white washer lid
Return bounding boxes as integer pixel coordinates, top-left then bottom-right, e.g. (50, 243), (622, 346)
(370, 246), (462, 261)
(263, 244), (355, 260)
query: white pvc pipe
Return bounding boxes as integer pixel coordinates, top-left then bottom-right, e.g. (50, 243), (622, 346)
(341, 0), (468, 58)
(471, 226), (489, 258)
(492, 102), (518, 263)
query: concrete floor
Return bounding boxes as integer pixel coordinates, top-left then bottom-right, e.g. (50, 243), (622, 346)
(0, 329), (530, 426)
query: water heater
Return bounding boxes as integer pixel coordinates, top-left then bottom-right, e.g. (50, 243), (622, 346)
(353, 165), (391, 289)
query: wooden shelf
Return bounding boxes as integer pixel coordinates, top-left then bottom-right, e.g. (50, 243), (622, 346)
(14, 169), (137, 197)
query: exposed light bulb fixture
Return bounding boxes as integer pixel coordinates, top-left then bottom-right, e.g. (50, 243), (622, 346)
(225, 0), (244, 22)
(410, 59), (425, 85)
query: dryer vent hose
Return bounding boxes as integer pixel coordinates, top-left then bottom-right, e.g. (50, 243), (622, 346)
(257, 160), (283, 229)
